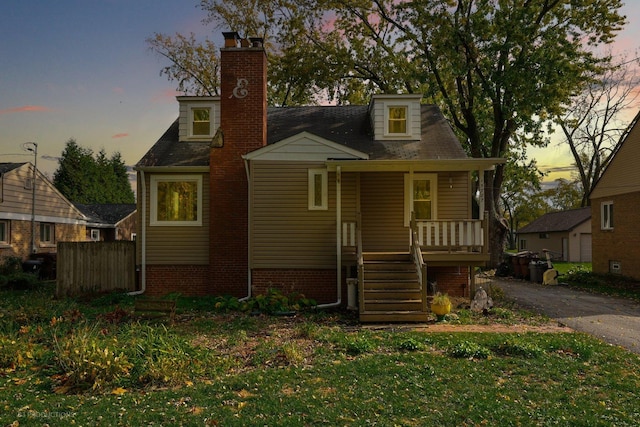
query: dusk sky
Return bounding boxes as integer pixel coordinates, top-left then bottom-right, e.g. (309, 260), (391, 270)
(2, 1), (639, 183)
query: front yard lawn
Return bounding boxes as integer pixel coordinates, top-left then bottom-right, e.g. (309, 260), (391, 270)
(1, 283), (640, 426)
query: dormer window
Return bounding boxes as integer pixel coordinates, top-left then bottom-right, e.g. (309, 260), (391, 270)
(191, 108), (211, 136)
(370, 94), (422, 141)
(177, 96), (220, 141)
(388, 106), (408, 134)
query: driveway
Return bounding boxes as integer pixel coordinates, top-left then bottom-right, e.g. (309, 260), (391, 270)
(493, 278), (640, 355)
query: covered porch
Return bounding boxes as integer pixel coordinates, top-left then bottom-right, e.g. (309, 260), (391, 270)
(328, 159), (499, 322)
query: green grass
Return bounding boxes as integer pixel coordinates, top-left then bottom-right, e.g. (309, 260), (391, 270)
(2, 283), (640, 425)
(552, 261), (592, 276)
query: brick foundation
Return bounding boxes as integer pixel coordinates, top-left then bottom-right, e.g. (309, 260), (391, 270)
(592, 192), (640, 280)
(429, 266), (470, 298)
(251, 269), (338, 304)
(144, 265), (212, 296)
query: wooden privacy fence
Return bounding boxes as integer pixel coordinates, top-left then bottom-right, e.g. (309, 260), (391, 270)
(56, 241), (136, 298)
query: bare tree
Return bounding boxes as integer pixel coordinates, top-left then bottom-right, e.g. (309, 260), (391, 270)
(556, 55), (640, 206)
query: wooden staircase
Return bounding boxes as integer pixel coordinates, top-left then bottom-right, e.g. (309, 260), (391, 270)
(359, 252), (429, 323)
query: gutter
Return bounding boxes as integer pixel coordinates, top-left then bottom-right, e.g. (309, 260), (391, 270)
(316, 165), (342, 308)
(128, 169), (146, 296)
(239, 157), (252, 301)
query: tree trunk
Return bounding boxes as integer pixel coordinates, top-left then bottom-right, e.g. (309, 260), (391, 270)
(488, 214), (509, 268)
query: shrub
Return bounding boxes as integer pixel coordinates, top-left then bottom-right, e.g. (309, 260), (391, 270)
(449, 341), (492, 359)
(395, 337), (426, 352)
(53, 325), (133, 391)
(493, 337), (545, 358)
(342, 333), (376, 355)
(0, 257), (22, 275)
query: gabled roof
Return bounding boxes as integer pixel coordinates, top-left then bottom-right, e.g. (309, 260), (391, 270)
(590, 110), (640, 199)
(74, 204), (136, 227)
(517, 207), (591, 234)
(0, 162), (27, 174)
(267, 105), (467, 160)
(136, 103), (468, 168)
(137, 120), (210, 168)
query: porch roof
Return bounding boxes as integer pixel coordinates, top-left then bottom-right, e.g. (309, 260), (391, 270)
(326, 158), (505, 172)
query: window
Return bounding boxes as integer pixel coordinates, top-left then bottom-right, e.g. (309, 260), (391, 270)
(387, 106), (408, 134)
(601, 201), (614, 230)
(404, 174), (437, 225)
(150, 175), (202, 226)
(308, 169), (328, 210)
(0, 220), (8, 245)
(40, 223), (54, 245)
(90, 229), (100, 241)
(191, 107), (211, 136)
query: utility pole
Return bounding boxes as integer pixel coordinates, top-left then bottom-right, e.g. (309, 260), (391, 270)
(23, 142), (38, 254)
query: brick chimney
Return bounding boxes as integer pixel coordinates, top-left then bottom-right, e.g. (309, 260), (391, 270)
(209, 32), (267, 295)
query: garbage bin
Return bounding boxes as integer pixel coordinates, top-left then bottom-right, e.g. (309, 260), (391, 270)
(529, 261), (548, 283)
(22, 259), (43, 277)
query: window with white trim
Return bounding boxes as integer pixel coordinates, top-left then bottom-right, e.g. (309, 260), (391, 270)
(191, 107), (211, 136)
(387, 106), (408, 134)
(150, 175), (203, 226)
(0, 220), (8, 245)
(601, 201), (614, 230)
(40, 223), (54, 245)
(308, 169), (328, 210)
(404, 173), (437, 225)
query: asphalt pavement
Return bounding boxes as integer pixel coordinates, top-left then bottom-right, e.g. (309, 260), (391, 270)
(491, 278), (640, 354)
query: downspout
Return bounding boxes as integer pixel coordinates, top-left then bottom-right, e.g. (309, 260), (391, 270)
(240, 157), (252, 301)
(128, 169), (146, 296)
(317, 165), (342, 308)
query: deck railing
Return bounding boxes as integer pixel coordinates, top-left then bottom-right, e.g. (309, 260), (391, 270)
(414, 216), (487, 253)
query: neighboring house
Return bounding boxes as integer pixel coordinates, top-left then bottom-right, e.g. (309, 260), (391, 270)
(135, 32), (504, 321)
(516, 207), (592, 262)
(590, 111), (640, 280)
(74, 204), (137, 242)
(0, 162), (87, 261)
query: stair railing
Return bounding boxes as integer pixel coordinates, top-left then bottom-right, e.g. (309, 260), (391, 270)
(410, 212), (428, 312)
(356, 211), (365, 313)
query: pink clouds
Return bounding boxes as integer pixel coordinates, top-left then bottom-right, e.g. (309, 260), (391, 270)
(111, 133), (129, 139)
(151, 88), (182, 103)
(0, 105), (53, 114)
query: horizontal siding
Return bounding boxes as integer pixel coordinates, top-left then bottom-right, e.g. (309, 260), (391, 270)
(590, 121), (640, 199)
(143, 172), (210, 264)
(361, 172), (407, 252)
(0, 165), (82, 220)
(251, 161), (350, 269)
(437, 172), (471, 219)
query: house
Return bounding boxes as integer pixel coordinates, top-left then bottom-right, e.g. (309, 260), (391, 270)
(74, 204), (137, 242)
(0, 162), (87, 261)
(135, 32), (504, 321)
(516, 207), (592, 262)
(589, 111), (640, 279)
